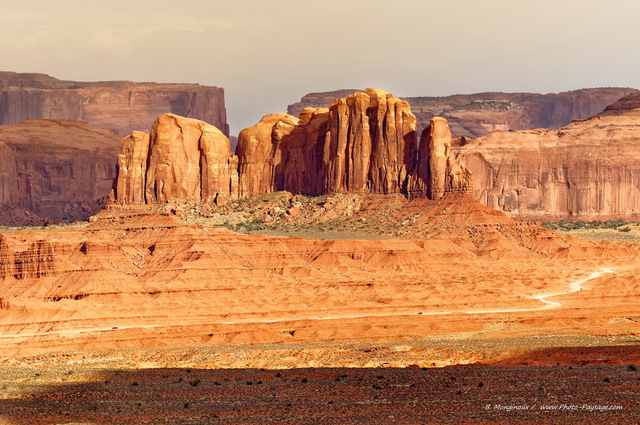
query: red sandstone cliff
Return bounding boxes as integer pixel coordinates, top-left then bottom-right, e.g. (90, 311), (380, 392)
(0, 119), (121, 224)
(288, 88), (638, 139)
(408, 117), (471, 199)
(0, 71), (229, 136)
(455, 94), (640, 219)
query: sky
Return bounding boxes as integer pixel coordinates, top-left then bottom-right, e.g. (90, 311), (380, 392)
(2, 0), (640, 135)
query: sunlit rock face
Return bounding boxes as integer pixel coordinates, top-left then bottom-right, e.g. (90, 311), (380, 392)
(113, 113), (238, 206)
(455, 94), (640, 218)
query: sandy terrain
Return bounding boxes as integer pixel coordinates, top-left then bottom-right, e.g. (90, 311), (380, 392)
(0, 194), (639, 423)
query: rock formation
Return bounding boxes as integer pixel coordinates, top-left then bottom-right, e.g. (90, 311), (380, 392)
(236, 89), (420, 197)
(236, 113), (300, 197)
(0, 71), (229, 136)
(113, 113), (238, 206)
(324, 88), (417, 195)
(454, 94), (640, 218)
(409, 117), (471, 199)
(118, 90), (470, 206)
(289, 88), (638, 139)
(0, 119), (121, 224)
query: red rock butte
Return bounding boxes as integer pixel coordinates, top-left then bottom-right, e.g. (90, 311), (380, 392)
(0, 71), (229, 136)
(113, 89), (471, 206)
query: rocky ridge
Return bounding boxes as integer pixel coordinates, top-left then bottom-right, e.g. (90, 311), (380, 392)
(288, 88), (638, 138)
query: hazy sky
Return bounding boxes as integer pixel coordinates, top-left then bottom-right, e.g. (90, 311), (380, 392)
(2, 0), (640, 134)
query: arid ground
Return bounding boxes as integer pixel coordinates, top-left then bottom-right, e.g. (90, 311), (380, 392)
(1, 194), (639, 424)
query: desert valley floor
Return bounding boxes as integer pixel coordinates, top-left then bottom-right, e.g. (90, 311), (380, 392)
(0, 194), (639, 424)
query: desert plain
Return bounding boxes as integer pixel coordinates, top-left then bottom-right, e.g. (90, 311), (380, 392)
(0, 193), (639, 424)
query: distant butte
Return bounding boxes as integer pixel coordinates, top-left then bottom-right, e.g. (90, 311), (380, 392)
(0, 71), (229, 136)
(455, 93), (640, 219)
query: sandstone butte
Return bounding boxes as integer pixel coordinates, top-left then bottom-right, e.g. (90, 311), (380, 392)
(455, 92), (640, 219)
(0, 71), (229, 136)
(114, 88), (471, 205)
(288, 87), (638, 138)
(0, 119), (121, 224)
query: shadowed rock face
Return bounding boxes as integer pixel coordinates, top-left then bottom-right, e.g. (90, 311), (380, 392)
(455, 95), (640, 219)
(0, 119), (121, 224)
(113, 113), (238, 206)
(0, 71), (229, 136)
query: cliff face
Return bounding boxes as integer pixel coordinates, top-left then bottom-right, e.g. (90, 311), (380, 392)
(0, 71), (229, 136)
(324, 89), (417, 195)
(289, 88), (638, 139)
(455, 97), (640, 219)
(0, 119), (121, 224)
(113, 113), (238, 206)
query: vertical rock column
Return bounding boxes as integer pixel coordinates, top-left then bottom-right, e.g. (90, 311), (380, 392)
(409, 117), (471, 199)
(323, 89), (417, 195)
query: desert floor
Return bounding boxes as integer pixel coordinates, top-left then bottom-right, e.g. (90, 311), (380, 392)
(0, 196), (639, 424)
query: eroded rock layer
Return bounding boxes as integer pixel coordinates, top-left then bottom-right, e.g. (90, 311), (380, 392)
(455, 98), (640, 218)
(113, 113), (238, 206)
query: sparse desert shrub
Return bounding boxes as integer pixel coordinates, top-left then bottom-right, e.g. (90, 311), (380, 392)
(619, 226), (632, 232)
(603, 219), (627, 229)
(189, 379), (200, 387)
(628, 365), (637, 371)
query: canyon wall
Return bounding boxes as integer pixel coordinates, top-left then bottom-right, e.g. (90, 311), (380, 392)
(288, 88), (638, 139)
(0, 71), (229, 136)
(0, 119), (121, 224)
(455, 93), (640, 219)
